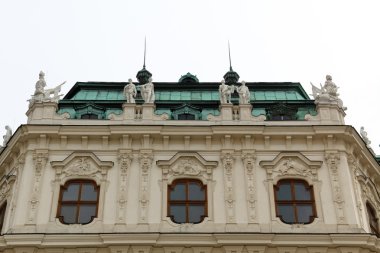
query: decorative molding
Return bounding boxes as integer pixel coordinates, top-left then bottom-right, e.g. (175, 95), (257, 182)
(116, 150), (133, 224)
(260, 152), (322, 181)
(27, 150), (48, 225)
(347, 154), (364, 227)
(221, 151), (236, 223)
(49, 152), (113, 223)
(157, 152), (218, 182)
(138, 150), (153, 223)
(157, 152), (218, 223)
(241, 151), (257, 223)
(325, 151), (346, 224)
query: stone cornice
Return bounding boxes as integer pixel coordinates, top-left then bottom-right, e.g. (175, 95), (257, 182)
(0, 233), (379, 249)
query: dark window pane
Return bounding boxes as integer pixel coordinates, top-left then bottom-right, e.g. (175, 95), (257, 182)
(294, 182), (311, 200)
(278, 204), (295, 223)
(78, 205), (97, 224)
(178, 114), (195, 120)
(81, 114), (98, 119)
(170, 184), (186, 200)
(170, 205), (186, 223)
(188, 205), (205, 223)
(62, 184), (80, 201)
(80, 184), (98, 201)
(188, 183), (205, 201)
(60, 205), (77, 224)
(296, 205), (314, 223)
(276, 183), (292, 200)
(0, 203), (6, 234)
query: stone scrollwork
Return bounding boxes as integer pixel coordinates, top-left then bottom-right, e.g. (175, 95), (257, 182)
(347, 154), (364, 227)
(117, 150), (133, 224)
(221, 151), (236, 223)
(138, 150), (153, 223)
(325, 151), (345, 224)
(260, 152), (321, 181)
(241, 151), (257, 223)
(0, 175), (16, 204)
(27, 150), (49, 224)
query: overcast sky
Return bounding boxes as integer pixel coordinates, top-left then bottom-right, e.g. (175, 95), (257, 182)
(0, 0), (379, 154)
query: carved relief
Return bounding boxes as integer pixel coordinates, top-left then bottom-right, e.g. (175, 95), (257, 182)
(27, 150), (48, 224)
(347, 154), (364, 227)
(117, 151), (133, 224)
(242, 151), (257, 223)
(325, 151), (345, 224)
(0, 176), (16, 204)
(138, 150), (153, 223)
(64, 157), (98, 176)
(221, 152), (236, 223)
(260, 152), (321, 181)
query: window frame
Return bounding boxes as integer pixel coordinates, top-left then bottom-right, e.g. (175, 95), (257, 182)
(274, 179), (317, 224)
(167, 179), (208, 224)
(366, 202), (379, 237)
(57, 179), (100, 225)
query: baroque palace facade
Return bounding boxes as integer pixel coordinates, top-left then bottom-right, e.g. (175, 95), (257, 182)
(0, 66), (380, 253)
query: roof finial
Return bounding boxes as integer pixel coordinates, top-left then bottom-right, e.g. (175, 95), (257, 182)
(136, 36), (152, 84)
(228, 40), (233, 71)
(143, 36), (147, 69)
(223, 41), (239, 85)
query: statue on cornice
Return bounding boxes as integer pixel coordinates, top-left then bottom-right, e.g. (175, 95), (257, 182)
(124, 78), (137, 103)
(360, 126), (371, 146)
(237, 81), (250, 104)
(219, 79), (234, 104)
(2, 125), (12, 147)
(29, 71), (66, 107)
(140, 77), (155, 103)
(310, 75), (346, 110)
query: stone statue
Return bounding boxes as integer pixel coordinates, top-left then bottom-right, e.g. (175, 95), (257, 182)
(310, 75), (346, 110)
(29, 71), (66, 107)
(360, 126), (371, 146)
(140, 77), (155, 103)
(219, 79), (235, 104)
(237, 81), (250, 104)
(2, 125), (12, 146)
(34, 71), (47, 96)
(123, 78), (137, 103)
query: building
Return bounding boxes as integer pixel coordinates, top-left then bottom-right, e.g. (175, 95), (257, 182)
(0, 66), (380, 253)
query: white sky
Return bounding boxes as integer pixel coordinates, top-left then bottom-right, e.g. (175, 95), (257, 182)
(0, 0), (379, 154)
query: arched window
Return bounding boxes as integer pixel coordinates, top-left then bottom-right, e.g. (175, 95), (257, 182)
(274, 179), (317, 224)
(168, 179), (207, 224)
(57, 180), (99, 224)
(366, 203), (379, 236)
(0, 202), (6, 234)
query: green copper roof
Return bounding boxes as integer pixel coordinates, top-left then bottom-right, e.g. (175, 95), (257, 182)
(59, 81), (315, 121)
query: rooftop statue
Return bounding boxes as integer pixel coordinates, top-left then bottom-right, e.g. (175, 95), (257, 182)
(237, 81), (250, 104)
(219, 79), (235, 104)
(2, 125), (12, 147)
(310, 75), (346, 110)
(141, 77), (155, 103)
(29, 71), (66, 107)
(124, 78), (137, 103)
(360, 126), (371, 146)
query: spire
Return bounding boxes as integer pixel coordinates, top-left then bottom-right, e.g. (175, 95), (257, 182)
(223, 41), (239, 85)
(136, 37), (152, 84)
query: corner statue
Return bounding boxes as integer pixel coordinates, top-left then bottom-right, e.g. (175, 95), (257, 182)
(219, 79), (234, 104)
(310, 75), (346, 110)
(29, 71), (66, 107)
(237, 81), (250, 104)
(123, 78), (137, 103)
(141, 77), (155, 103)
(2, 125), (12, 147)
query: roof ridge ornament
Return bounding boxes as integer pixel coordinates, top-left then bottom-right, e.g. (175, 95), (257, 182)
(223, 41), (239, 85)
(136, 37), (152, 84)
